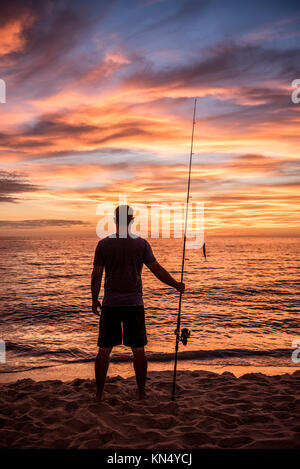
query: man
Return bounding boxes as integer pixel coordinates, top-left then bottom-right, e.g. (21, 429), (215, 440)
(91, 205), (185, 401)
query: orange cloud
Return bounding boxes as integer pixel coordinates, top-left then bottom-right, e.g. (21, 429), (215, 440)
(0, 18), (27, 55)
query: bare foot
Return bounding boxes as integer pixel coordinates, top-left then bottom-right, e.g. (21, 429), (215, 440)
(95, 391), (104, 402)
(138, 391), (147, 401)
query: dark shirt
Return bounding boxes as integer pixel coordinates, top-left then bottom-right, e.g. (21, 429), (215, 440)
(93, 234), (156, 306)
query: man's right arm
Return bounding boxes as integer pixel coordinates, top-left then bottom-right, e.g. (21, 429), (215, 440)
(147, 261), (185, 293)
(91, 265), (104, 315)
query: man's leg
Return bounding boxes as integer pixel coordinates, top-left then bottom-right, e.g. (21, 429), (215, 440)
(95, 347), (112, 401)
(132, 347), (147, 400)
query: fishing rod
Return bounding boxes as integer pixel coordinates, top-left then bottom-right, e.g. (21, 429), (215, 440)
(171, 98), (197, 401)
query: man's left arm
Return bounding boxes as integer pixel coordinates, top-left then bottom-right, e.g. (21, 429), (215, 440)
(91, 265), (104, 315)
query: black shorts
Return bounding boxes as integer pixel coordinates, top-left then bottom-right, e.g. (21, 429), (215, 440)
(97, 305), (147, 348)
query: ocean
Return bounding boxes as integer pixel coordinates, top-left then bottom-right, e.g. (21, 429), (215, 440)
(0, 236), (299, 380)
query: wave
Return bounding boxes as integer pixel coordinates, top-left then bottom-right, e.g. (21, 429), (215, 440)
(5, 341), (88, 358)
(113, 348), (292, 362)
(1, 344), (293, 374)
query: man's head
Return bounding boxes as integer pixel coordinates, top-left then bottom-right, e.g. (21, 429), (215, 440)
(114, 205), (134, 226)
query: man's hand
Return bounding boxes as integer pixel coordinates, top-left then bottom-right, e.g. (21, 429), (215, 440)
(176, 282), (185, 293)
(92, 300), (101, 316)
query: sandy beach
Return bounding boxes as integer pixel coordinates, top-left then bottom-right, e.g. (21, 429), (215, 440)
(1, 369), (299, 449)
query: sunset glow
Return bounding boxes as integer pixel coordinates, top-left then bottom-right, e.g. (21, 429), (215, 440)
(0, 0), (299, 236)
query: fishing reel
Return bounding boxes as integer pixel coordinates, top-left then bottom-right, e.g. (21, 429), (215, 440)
(174, 328), (191, 346)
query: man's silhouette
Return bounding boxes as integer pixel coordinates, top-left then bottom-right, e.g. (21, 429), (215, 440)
(91, 205), (185, 401)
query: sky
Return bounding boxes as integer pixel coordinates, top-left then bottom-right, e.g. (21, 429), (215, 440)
(0, 0), (300, 237)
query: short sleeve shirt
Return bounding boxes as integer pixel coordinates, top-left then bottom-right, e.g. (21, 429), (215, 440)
(93, 234), (156, 306)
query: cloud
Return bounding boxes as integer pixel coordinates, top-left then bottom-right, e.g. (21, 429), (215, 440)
(123, 42), (299, 92)
(0, 0), (117, 101)
(197, 86), (300, 133)
(0, 219), (89, 228)
(139, 0), (210, 33)
(36, 152), (299, 206)
(0, 170), (41, 202)
(224, 153), (297, 175)
(0, 106), (187, 160)
(0, 1), (299, 234)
